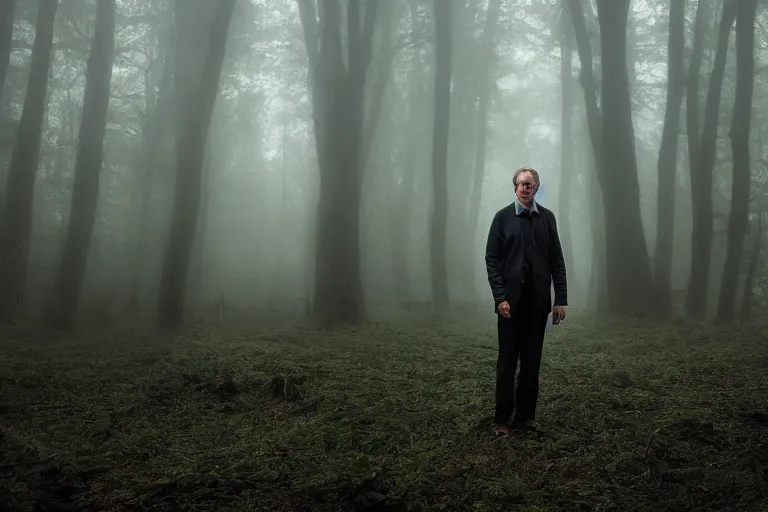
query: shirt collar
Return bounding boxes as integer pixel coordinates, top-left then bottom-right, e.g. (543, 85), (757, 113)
(514, 199), (539, 216)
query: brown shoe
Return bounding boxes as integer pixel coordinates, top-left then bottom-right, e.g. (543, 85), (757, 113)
(493, 423), (511, 436)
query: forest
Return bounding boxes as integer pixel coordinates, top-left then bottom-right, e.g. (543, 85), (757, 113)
(0, 0), (767, 510)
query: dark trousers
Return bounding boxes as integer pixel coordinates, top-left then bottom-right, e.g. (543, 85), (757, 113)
(494, 284), (550, 425)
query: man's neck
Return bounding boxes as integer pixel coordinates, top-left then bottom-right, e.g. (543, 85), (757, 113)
(514, 198), (538, 216)
(516, 198), (534, 209)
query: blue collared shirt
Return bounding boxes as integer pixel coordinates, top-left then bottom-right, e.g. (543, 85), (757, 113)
(514, 199), (539, 216)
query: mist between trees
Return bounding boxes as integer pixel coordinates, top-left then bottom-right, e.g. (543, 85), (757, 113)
(0, 0), (766, 330)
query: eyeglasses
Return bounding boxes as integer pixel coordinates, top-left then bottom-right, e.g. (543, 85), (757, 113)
(517, 182), (536, 190)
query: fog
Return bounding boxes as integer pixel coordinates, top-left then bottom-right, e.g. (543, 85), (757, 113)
(1, 1), (768, 509)
(0, 0), (765, 328)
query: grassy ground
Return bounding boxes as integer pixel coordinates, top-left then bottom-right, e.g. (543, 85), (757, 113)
(1, 308), (767, 511)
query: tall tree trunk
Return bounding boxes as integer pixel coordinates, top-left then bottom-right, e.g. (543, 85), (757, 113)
(584, 109), (607, 312)
(588, 181), (607, 311)
(298, 0), (379, 325)
(651, 0), (686, 317)
(465, 0), (501, 300)
(187, 151), (212, 308)
(269, 106), (290, 299)
(389, 3), (422, 304)
(0, 0), (58, 324)
(739, 213), (763, 322)
(683, 0), (709, 309)
(390, 142), (416, 303)
(390, 75), (417, 299)
(569, 0), (601, 169)
(687, 0), (736, 319)
(128, 11), (174, 314)
(0, 0), (16, 104)
(157, 0), (236, 328)
(0, 0), (15, 215)
(569, 0), (607, 312)
(49, 0), (116, 328)
(445, 0), (473, 296)
(685, 0), (709, 196)
(596, 0), (654, 316)
(716, 0), (758, 323)
(430, 0), (452, 309)
(360, 0), (394, 173)
(558, 0), (574, 276)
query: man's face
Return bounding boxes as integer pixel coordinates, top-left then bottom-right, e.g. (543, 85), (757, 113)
(515, 171), (537, 206)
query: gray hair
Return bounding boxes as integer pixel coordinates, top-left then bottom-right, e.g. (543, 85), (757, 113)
(513, 167), (540, 191)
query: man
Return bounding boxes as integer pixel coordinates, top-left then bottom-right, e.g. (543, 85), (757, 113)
(484, 167), (567, 435)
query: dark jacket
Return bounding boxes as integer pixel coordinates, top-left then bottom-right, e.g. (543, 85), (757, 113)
(484, 200), (567, 312)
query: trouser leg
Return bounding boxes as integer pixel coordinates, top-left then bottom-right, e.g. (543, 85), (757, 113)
(514, 307), (549, 421)
(494, 314), (522, 425)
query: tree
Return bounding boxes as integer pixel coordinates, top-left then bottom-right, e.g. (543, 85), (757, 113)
(297, 0), (379, 325)
(568, 0), (607, 312)
(128, 6), (175, 315)
(0, 0), (17, 224)
(651, 0), (686, 316)
(0, 0), (16, 105)
(686, 0), (736, 319)
(0, 0), (58, 324)
(49, 0), (116, 328)
(466, 0), (502, 298)
(595, 0), (654, 315)
(558, 0), (574, 275)
(430, 0), (452, 309)
(739, 212), (764, 322)
(683, 0), (709, 310)
(716, 0), (759, 323)
(157, 0), (237, 328)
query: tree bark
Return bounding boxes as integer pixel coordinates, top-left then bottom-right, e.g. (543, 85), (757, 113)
(569, 0), (607, 312)
(0, 0), (15, 215)
(430, 0), (452, 309)
(685, 0), (709, 200)
(187, 150), (212, 308)
(298, 0), (379, 325)
(568, 0), (601, 170)
(465, 0), (502, 300)
(686, 0), (736, 319)
(596, 0), (654, 316)
(447, 1), (479, 297)
(49, 0), (116, 328)
(390, 6), (422, 304)
(157, 0), (236, 328)
(583, 108), (607, 312)
(360, 0), (394, 173)
(716, 0), (758, 323)
(558, 0), (574, 277)
(651, 0), (686, 317)
(0, 0), (58, 324)
(128, 15), (174, 314)
(739, 213), (763, 322)
(390, 141), (416, 303)
(683, 0), (709, 313)
(0, 0), (16, 104)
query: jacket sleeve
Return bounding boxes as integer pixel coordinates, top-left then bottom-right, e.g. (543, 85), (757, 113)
(485, 211), (507, 307)
(547, 211), (568, 306)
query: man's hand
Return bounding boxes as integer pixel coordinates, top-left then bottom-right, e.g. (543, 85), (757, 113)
(552, 305), (566, 324)
(497, 300), (511, 318)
